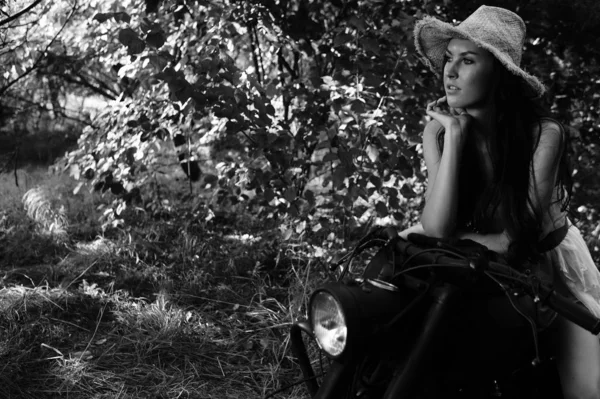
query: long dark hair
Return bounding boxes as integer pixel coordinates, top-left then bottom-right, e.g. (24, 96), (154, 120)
(436, 64), (572, 261)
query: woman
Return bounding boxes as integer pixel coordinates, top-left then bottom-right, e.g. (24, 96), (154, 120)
(405, 5), (600, 399)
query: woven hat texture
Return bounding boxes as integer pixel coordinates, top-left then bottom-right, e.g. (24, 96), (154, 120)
(413, 5), (545, 97)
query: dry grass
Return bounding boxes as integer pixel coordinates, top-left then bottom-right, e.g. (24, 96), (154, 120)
(0, 166), (329, 399)
(23, 186), (69, 238)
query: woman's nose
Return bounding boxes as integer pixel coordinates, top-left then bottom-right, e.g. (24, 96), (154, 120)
(445, 62), (457, 79)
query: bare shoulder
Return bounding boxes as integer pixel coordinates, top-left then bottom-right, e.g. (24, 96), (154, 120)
(533, 118), (564, 148)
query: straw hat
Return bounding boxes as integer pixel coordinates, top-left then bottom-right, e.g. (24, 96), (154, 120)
(413, 5), (545, 97)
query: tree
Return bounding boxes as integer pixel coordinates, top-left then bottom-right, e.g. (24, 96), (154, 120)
(2, 0), (599, 256)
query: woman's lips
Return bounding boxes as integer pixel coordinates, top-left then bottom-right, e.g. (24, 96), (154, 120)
(445, 84), (460, 94)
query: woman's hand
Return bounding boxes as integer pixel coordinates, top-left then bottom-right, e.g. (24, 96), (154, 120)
(425, 96), (471, 148)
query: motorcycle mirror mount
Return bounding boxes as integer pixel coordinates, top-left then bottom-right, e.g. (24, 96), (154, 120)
(366, 278), (399, 292)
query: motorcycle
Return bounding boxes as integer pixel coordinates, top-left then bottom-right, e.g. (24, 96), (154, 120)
(289, 227), (600, 398)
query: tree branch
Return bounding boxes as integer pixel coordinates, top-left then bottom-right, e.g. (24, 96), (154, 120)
(63, 71), (118, 100)
(0, 1), (78, 96)
(0, 0), (44, 27)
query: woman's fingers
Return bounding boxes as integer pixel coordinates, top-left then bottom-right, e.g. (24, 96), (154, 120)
(426, 108), (453, 126)
(427, 97), (448, 112)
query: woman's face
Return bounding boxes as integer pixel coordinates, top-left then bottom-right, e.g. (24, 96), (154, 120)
(443, 38), (497, 109)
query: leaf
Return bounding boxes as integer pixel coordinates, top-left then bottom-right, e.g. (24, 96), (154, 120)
(264, 188), (275, 203)
(203, 174), (218, 185)
(70, 164), (80, 180)
(321, 75), (334, 86)
(389, 194), (400, 209)
(111, 182), (125, 195)
(334, 33), (353, 47)
(148, 55), (169, 71)
(180, 160), (201, 181)
(363, 72), (384, 87)
(375, 201), (388, 217)
(113, 12), (131, 23)
(118, 28), (146, 55)
(73, 182), (84, 195)
(125, 147), (137, 165)
(359, 37), (380, 55)
(284, 187), (296, 203)
(348, 16), (366, 31)
(146, 30), (166, 48)
(350, 99), (365, 114)
(155, 127), (169, 140)
(93, 13), (111, 23)
(366, 145), (379, 163)
(234, 90), (248, 106)
(393, 211), (405, 221)
(282, 228), (293, 241)
(323, 152), (338, 162)
(369, 175), (382, 190)
(304, 189), (315, 205)
(332, 166), (347, 189)
(396, 155), (414, 178)
(400, 183), (417, 199)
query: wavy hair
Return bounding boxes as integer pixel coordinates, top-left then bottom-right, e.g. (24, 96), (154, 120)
(436, 64), (572, 261)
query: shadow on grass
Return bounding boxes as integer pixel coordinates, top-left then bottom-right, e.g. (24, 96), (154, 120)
(0, 211), (323, 398)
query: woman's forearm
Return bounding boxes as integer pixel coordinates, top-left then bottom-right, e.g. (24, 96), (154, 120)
(421, 134), (464, 237)
(457, 230), (511, 254)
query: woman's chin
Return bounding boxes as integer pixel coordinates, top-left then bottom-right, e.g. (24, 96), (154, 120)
(445, 97), (467, 109)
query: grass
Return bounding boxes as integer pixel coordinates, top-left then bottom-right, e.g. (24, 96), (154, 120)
(8, 162), (597, 399)
(0, 166), (333, 399)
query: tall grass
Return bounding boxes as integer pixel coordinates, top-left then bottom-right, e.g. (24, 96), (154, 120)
(0, 166), (327, 398)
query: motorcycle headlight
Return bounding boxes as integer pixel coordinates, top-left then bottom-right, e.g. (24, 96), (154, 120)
(308, 280), (409, 359)
(310, 291), (347, 357)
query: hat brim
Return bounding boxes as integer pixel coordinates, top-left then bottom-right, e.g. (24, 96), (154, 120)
(414, 16), (545, 98)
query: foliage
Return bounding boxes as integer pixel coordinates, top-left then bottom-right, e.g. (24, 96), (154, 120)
(57, 0), (438, 239)
(0, 0), (598, 254)
(1, 1), (600, 397)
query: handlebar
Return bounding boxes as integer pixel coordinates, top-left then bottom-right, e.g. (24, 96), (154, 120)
(367, 229), (600, 335)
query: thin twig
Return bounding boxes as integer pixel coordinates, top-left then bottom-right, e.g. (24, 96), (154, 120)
(0, 0), (43, 27)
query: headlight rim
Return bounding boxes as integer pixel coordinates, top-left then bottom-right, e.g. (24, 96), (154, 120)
(310, 289), (348, 358)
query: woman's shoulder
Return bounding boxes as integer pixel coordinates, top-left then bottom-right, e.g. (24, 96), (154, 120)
(532, 117), (566, 148)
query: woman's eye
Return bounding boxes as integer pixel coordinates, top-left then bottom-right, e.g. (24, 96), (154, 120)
(443, 55), (451, 63)
(463, 59), (474, 65)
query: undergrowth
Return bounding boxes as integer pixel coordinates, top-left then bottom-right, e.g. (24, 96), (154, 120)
(0, 167), (336, 399)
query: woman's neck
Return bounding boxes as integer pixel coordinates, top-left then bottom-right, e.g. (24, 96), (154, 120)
(466, 103), (497, 139)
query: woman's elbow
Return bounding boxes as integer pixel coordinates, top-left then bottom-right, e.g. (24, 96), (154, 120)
(420, 217), (455, 239)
